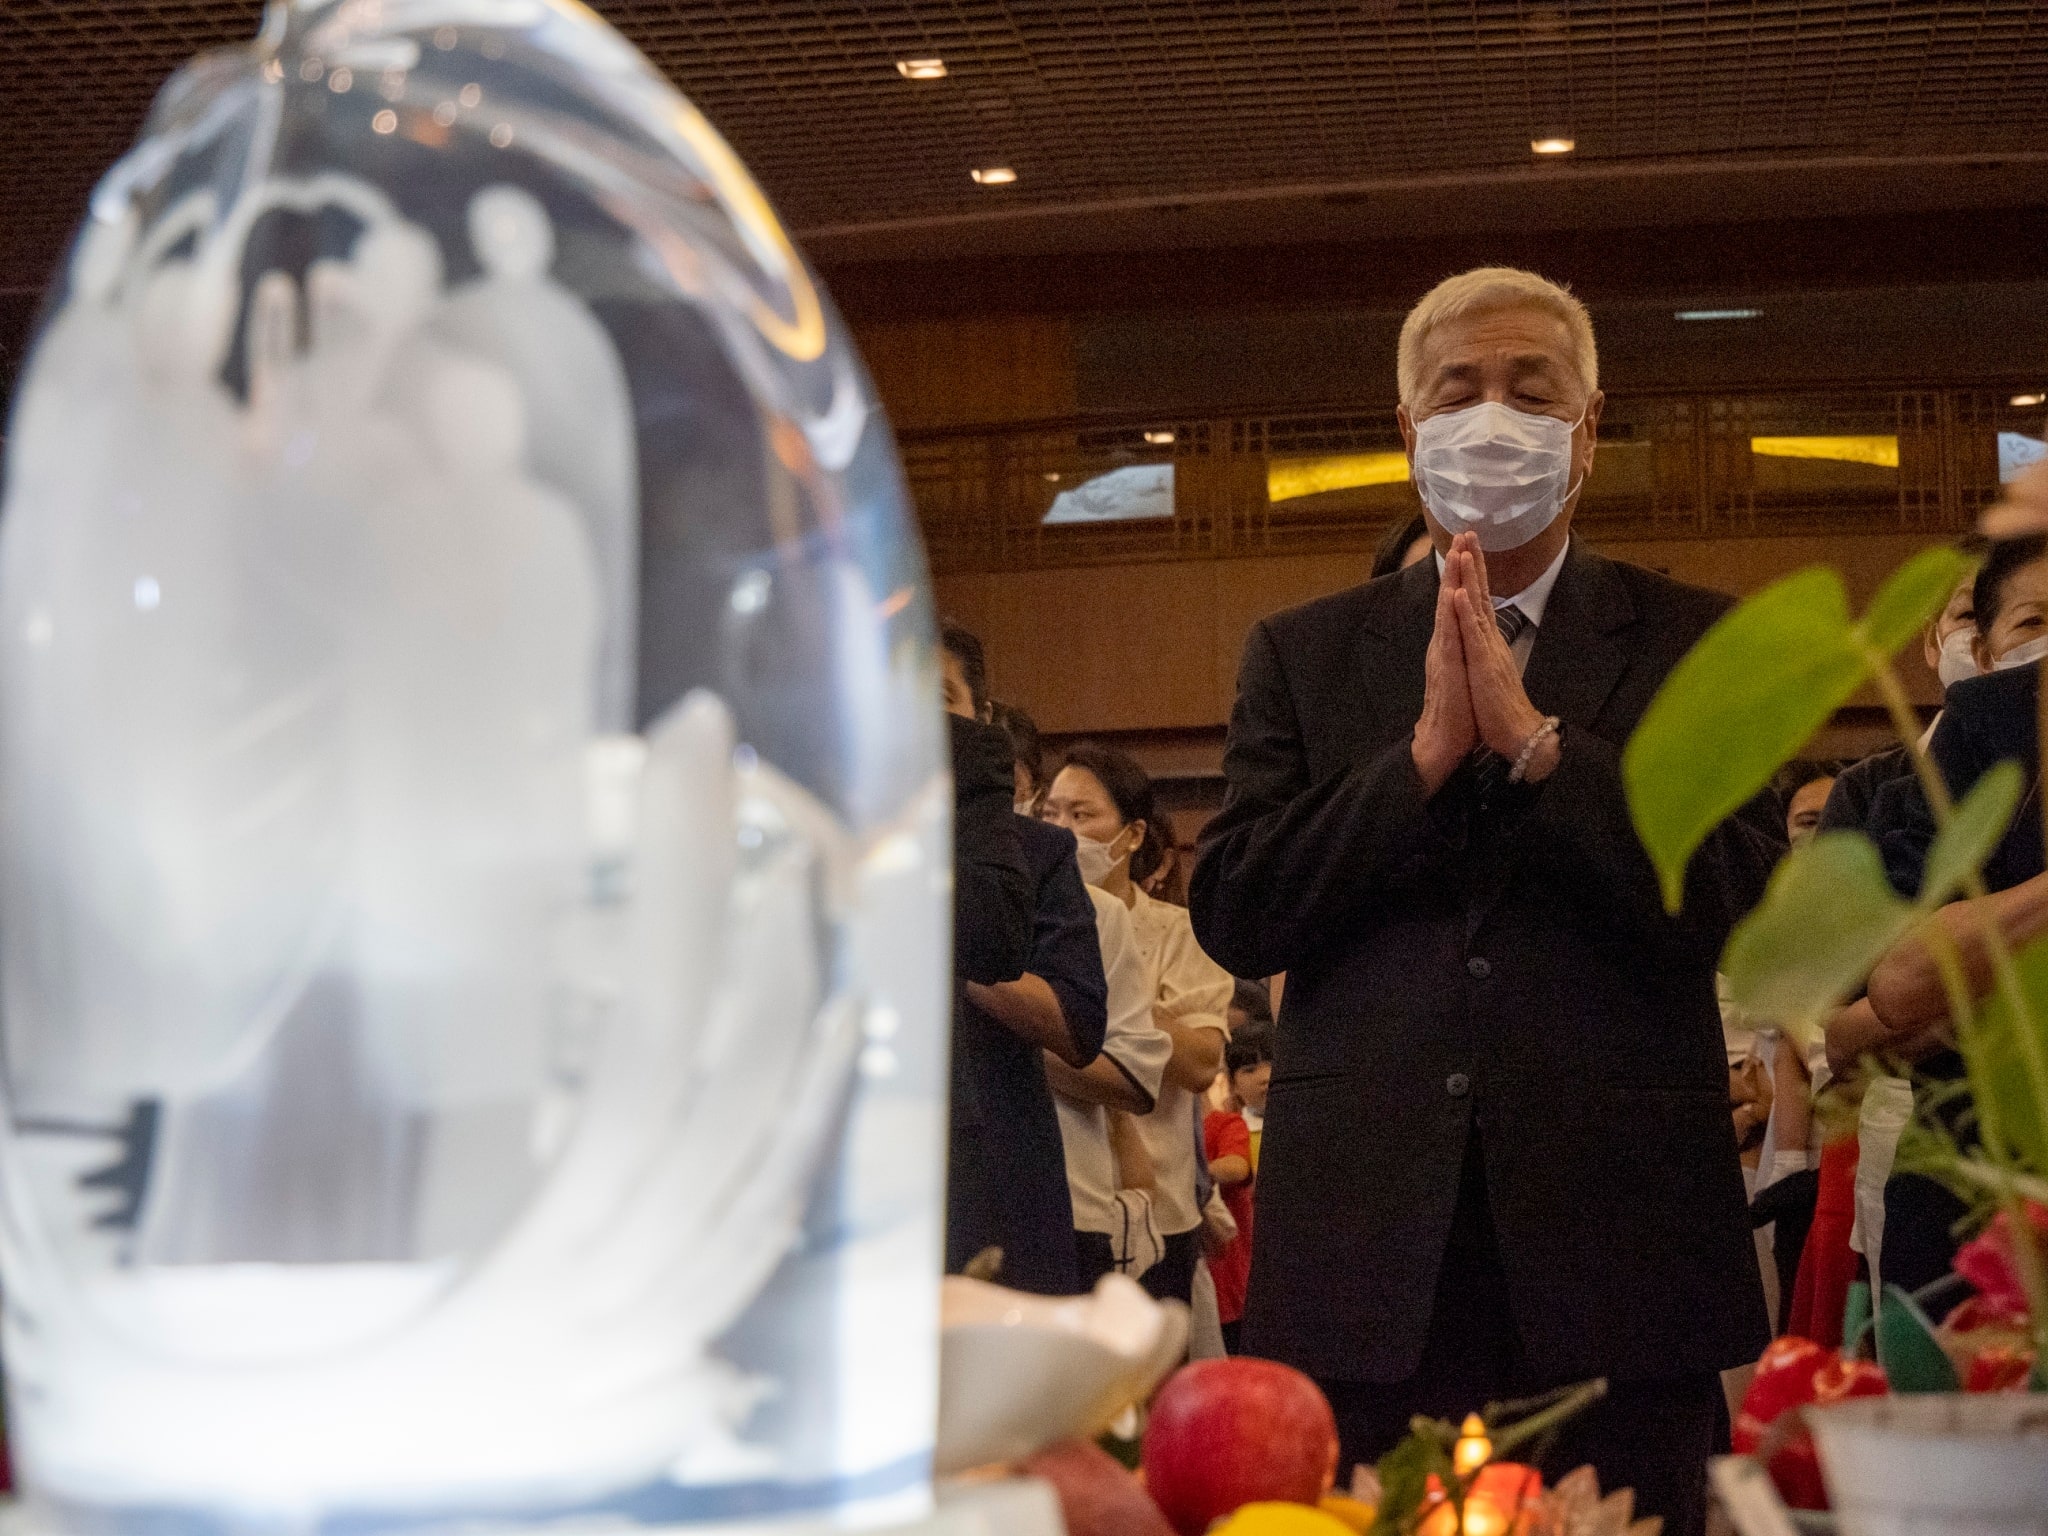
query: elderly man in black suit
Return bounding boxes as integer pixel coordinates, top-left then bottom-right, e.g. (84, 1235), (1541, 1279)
(1190, 267), (1780, 1536)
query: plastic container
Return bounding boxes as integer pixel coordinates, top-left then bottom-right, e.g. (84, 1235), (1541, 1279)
(0, 1), (947, 1529)
(1811, 1393), (2048, 1536)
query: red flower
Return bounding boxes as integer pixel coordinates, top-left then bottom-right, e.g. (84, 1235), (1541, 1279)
(1812, 1355), (1888, 1406)
(1732, 1339), (1887, 1510)
(1953, 1201), (2048, 1327)
(1736, 1337), (1827, 1429)
(1964, 1345), (2036, 1393)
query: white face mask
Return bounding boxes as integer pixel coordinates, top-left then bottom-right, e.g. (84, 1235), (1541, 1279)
(1073, 830), (1128, 887)
(1411, 400), (1586, 553)
(1936, 627), (1982, 689)
(1993, 634), (2048, 672)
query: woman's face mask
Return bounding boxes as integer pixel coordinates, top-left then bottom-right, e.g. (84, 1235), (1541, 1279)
(1073, 827), (1131, 887)
(1936, 626), (1982, 689)
(1993, 634), (2048, 672)
(1411, 400), (1587, 553)
(1981, 560), (2048, 673)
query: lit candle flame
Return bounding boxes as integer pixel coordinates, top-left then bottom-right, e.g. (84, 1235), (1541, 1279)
(1453, 1413), (1492, 1477)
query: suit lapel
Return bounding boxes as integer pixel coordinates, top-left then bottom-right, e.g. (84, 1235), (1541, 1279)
(1522, 543), (1633, 735)
(1466, 544), (1636, 937)
(1352, 556), (1439, 755)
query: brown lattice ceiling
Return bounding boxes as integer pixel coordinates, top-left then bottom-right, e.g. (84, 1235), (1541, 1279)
(4, 2), (2048, 285)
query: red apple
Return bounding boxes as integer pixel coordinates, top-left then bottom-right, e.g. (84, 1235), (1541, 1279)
(1142, 1358), (1340, 1536)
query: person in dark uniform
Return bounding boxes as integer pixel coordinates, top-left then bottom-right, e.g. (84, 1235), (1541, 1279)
(1818, 542), (1983, 839)
(1371, 511), (1434, 580)
(1852, 535), (2048, 1310)
(941, 621), (1106, 1296)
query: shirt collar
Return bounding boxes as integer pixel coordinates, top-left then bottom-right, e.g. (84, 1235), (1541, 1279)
(1433, 538), (1571, 628)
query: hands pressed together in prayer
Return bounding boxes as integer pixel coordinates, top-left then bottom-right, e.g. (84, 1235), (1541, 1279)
(1411, 531), (1563, 796)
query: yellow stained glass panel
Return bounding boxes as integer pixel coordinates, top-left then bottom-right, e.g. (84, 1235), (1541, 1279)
(1267, 451), (1411, 503)
(1749, 435), (1900, 468)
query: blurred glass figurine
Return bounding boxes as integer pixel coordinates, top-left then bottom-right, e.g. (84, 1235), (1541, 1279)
(0, 0), (947, 1529)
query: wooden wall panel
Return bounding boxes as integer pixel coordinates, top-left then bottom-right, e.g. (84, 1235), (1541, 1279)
(1206, 552), (1377, 706)
(930, 571), (994, 645)
(935, 563), (1220, 733)
(854, 316), (1076, 432)
(1604, 531), (1950, 704)
(1602, 531), (1937, 605)
(934, 530), (1955, 737)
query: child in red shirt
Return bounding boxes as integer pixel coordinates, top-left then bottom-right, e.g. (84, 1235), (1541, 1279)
(1204, 1023), (1272, 1354)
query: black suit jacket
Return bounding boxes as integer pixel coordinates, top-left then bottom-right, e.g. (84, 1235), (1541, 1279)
(1012, 819), (1110, 1068)
(1860, 662), (2042, 1114)
(1871, 663), (2044, 901)
(1858, 666), (2041, 1304)
(950, 714), (1034, 988)
(1819, 744), (1914, 837)
(1190, 545), (1778, 1384)
(948, 762), (1107, 1296)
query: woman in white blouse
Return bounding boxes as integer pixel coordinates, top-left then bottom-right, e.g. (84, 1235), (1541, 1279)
(1043, 744), (1235, 1304)
(1045, 885), (1173, 1287)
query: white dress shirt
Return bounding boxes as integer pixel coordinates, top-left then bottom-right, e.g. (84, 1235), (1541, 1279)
(1126, 887), (1235, 1237)
(1056, 887), (1173, 1236)
(1435, 538), (1569, 672)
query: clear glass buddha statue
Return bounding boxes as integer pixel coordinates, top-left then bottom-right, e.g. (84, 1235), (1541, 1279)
(0, 1), (947, 1527)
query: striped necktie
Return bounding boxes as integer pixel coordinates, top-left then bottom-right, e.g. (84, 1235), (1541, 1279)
(1494, 603), (1530, 648)
(1472, 604), (1532, 801)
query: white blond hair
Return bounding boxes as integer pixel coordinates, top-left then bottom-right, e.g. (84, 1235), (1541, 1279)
(1397, 266), (1597, 408)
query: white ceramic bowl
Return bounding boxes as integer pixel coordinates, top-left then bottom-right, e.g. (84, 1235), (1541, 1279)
(934, 1273), (1189, 1475)
(1811, 1393), (2048, 1536)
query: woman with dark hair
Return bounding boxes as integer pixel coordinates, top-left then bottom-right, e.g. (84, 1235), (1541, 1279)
(1371, 511), (1433, 581)
(990, 700), (1046, 816)
(1043, 742), (1233, 1305)
(1044, 744), (1169, 889)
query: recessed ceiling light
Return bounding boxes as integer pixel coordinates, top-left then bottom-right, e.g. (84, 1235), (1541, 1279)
(1143, 429), (1176, 446)
(1675, 308), (1763, 321)
(896, 58), (946, 80)
(970, 166), (1016, 185)
(1530, 136), (1576, 155)
(2011, 392), (2046, 407)
(1043, 471), (1061, 482)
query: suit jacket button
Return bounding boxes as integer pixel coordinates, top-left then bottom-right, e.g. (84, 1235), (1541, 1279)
(1466, 956), (1492, 979)
(1446, 1072), (1471, 1098)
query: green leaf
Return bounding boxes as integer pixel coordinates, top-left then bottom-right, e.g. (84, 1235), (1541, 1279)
(1625, 568), (1865, 913)
(1921, 760), (2024, 908)
(1963, 932), (2048, 1176)
(1722, 831), (1916, 1041)
(1842, 1280), (1873, 1355)
(1875, 1284), (1961, 1392)
(1368, 1424), (1454, 1536)
(1855, 545), (1981, 654)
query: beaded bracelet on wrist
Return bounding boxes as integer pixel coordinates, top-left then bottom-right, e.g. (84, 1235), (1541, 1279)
(1507, 715), (1562, 785)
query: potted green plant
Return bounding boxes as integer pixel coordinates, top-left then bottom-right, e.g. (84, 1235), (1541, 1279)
(1620, 542), (2048, 1534)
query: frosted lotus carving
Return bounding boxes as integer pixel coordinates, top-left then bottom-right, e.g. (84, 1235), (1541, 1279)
(0, 2), (944, 1528)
